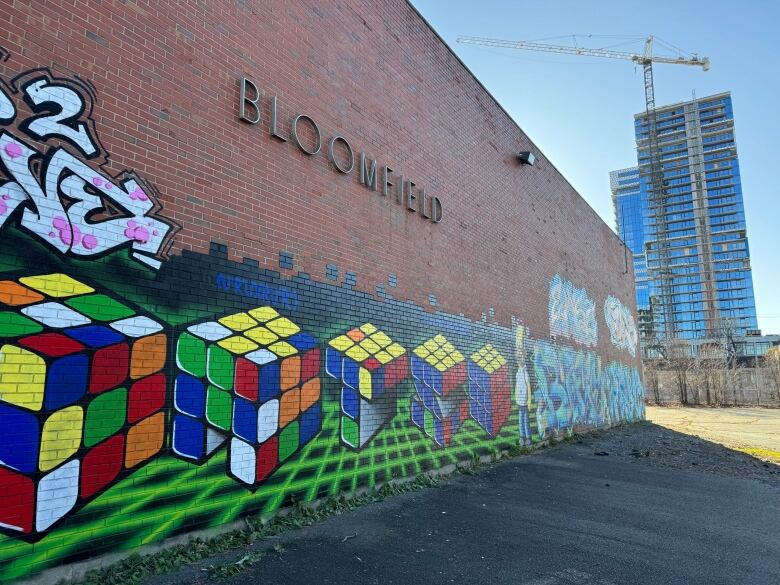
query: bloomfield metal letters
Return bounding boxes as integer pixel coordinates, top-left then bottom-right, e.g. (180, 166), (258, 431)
(238, 78), (443, 224)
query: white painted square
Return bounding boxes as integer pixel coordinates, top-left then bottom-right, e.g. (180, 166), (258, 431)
(22, 302), (91, 328)
(110, 315), (164, 337)
(230, 438), (256, 485)
(36, 459), (80, 532)
(257, 399), (279, 443)
(187, 321), (232, 341)
(245, 348), (276, 366)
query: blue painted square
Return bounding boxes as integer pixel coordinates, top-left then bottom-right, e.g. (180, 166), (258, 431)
(174, 374), (206, 417)
(424, 366), (442, 395)
(299, 402), (321, 444)
(44, 354), (88, 410)
(259, 362), (280, 402)
(172, 415), (205, 460)
(345, 271), (357, 286)
(64, 325), (125, 348)
(288, 332), (317, 353)
(342, 358), (360, 390)
(0, 404), (39, 473)
(325, 348), (342, 380)
(434, 417), (444, 445)
(411, 398), (424, 428)
(326, 264), (339, 281)
(233, 396), (258, 442)
(410, 355), (426, 381)
(341, 386), (360, 419)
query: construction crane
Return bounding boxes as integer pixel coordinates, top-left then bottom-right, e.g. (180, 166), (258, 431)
(456, 35), (710, 342)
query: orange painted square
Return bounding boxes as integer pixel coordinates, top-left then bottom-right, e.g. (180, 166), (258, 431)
(346, 328), (365, 342)
(0, 281), (44, 306)
(279, 387), (300, 427)
(124, 412), (165, 468)
(280, 355), (300, 390)
(300, 378), (320, 411)
(130, 333), (167, 379)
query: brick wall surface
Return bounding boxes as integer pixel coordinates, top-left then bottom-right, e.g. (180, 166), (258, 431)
(0, 1), (644, 580)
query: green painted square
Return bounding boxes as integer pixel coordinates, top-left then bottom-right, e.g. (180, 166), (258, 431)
(177, 333), (206, 378)
(341, 415), (359, 448)
(207, 344), (234, 390)
(84, 387), (128, 448)
(424, 408), (435, 437)
(64, 294), (134, 322)
(206, 385), (232, 431)
(0, 311), (43, 337)
(278, 420), (300, 461)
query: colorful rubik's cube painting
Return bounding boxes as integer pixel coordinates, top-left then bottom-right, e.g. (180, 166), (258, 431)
(325, 323), (408, 449)
(410, 335), (470, 447)
(0, 273), (167, 539)
(467, 344), (511, 436)
(172, 306), (321, 488)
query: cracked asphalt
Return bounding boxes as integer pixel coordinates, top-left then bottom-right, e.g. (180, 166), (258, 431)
(147, 422), (780, 585)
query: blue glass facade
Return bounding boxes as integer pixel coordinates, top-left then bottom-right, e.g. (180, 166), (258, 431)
(611, 92), (758, 342)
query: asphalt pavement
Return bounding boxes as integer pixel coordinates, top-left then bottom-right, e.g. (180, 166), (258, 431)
(148, 423), (780, 585)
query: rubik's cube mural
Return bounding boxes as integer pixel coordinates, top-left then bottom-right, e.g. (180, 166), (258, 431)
(0, 273), (167, 538)
(467, 344), (511, 436)
(172, 307), (321, 488)
(410, 335), (470, 447)
(325, 323), (408, 449)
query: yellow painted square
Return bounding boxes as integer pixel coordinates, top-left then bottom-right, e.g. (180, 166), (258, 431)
(244, 326), (279, 346)
(413, 346), (429, 359)
(0, 344), (46, 411)
(329, 335), (354, 352)
(369, 330), (392, 348)
(266, 316), (300, 337)
(374, 351), (393, 365)
(434, 362), (447, 372)
(385, 343), (404, 358)
(423, 339), (439, 353)
(442, 355), (455, 369)
(218, 312), (257, 331)
(359, 323), (377, 335)
(217, 335), (259, 354)
(345, 345), (370, 362)
(433, 348), (448, 361)
(433, 334), (447, 345)
(440, 341), (456, 354)
(424, 354), (439, 367)
(19, 273), (94, 298)
(358, 338), (381, 354)
(248, 306), (279, 323)
(269, 341), (298, 357)
(358, 367), (372, 399)
(39, 406), (83, 472)
(450, 350), (464, 364)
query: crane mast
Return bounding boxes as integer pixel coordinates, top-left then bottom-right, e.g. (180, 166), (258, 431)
(456, 34), (710, 343)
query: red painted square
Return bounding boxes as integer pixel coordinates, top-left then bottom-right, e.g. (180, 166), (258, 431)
(234, 358), (259, 401)
(300, 348), (320, 382)
(19, 332), (84, 357)
(0, 467), (34, 534)
(383, 354), (409, 388)
(255, 435), (279, 483)
(80, 434), (125, 499)
(90, 343), (130, 394)
(442, 361), (466, 396)
(128, 373), (166, 424)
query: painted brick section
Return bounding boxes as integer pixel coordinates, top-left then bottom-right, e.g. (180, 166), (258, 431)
(0, 1), (644, 581)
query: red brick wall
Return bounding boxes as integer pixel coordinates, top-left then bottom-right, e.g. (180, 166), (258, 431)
(0, 1), (643, 580)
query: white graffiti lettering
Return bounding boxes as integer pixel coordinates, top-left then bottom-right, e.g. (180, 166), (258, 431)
(0, 71), (178, 269)
(603, 295), (638, 357)
(548, 274), (598, 347)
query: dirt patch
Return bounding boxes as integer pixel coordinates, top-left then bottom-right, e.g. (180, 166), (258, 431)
(577, 420), (780, 488)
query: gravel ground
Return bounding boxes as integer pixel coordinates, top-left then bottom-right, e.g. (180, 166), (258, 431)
(578, 420), (780, 488)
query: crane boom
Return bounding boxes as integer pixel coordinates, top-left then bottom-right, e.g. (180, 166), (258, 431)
(456, 35), (710, 70)
(455, 33), (712, 343)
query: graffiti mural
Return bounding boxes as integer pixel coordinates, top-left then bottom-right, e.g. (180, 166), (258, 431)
(0, 272), (166, 539)
(548, 274), (598, 347)
(325, 324), (408, 449)
(604, 295), (639, 357)
(172, 307), (321, 488)
(0, 69), (178, 270)
(0, 50), (644, 583)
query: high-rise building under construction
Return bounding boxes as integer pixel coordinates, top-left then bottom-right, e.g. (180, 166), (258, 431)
(611, 92), (758, 345)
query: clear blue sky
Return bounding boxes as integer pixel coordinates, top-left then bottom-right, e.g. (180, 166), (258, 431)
(412, 0), (779, 333)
